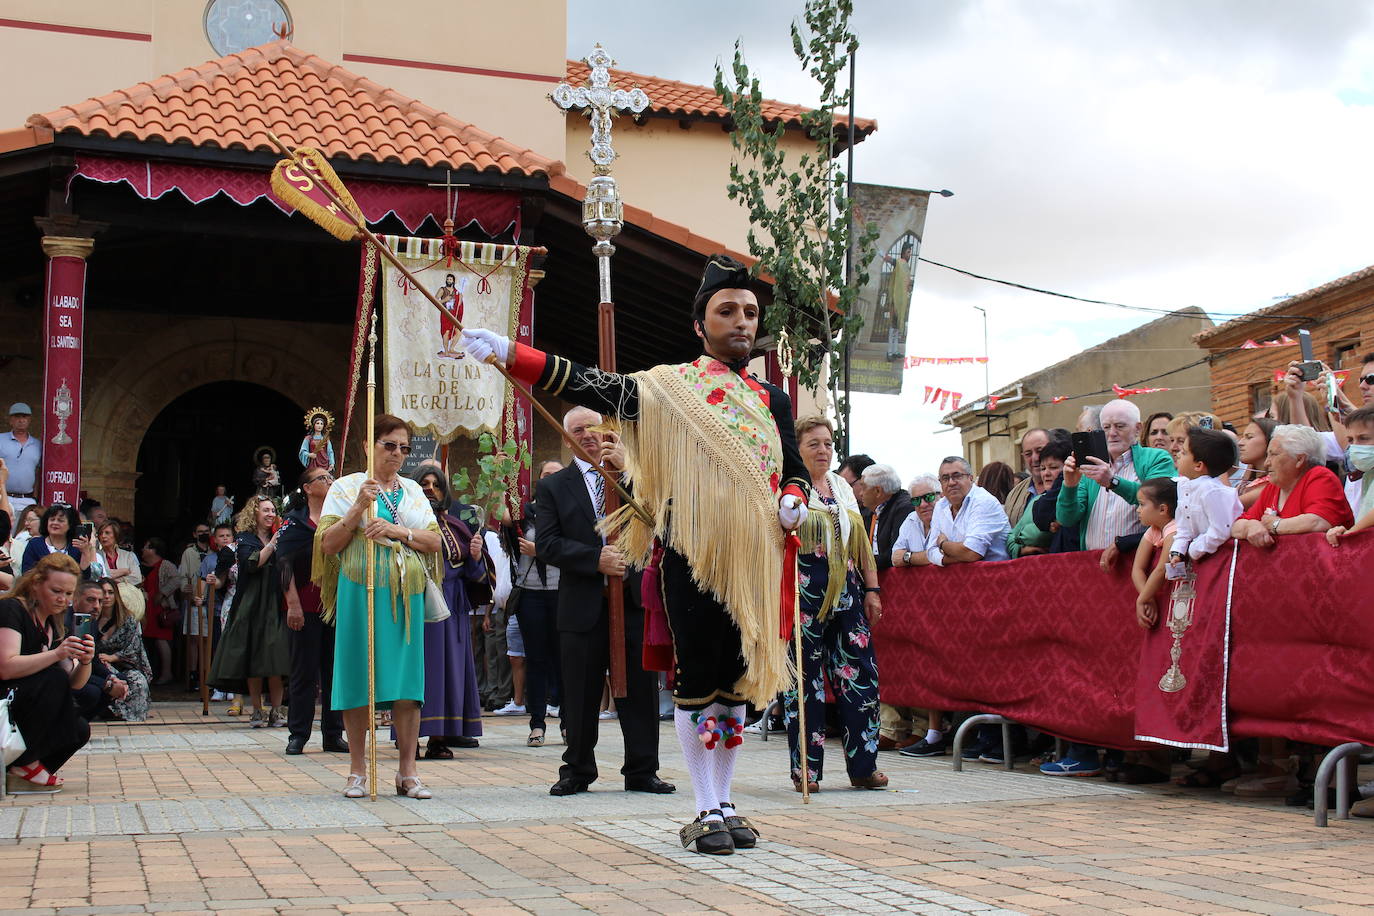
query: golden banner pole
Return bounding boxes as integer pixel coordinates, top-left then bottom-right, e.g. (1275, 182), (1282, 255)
(365, 311), (379, 801)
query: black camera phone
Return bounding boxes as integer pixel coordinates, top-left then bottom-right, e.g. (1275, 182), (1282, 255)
(74, 523), (93, 541)
(1071, 429), (1111, 468)
(1297, 329), (1322, 382)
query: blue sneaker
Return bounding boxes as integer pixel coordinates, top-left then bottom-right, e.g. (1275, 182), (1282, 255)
(1039, 755), (1102, 777)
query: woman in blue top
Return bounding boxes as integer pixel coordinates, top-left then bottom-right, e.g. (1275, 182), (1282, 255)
(21, 504), (94, 575)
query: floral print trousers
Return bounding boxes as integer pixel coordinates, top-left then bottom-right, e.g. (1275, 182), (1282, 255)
(783, 576), (881, 783)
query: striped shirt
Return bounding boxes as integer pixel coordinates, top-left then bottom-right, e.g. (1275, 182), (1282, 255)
(1084, 452), (1143, 550)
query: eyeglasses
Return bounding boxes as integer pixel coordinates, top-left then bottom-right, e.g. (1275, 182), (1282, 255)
(1361, 374), (1374, 386)
(911, 492), (939, 505)
(938, 472), (971, 484)
(307, 473), (333, 485)
(378, 440), (412, 455)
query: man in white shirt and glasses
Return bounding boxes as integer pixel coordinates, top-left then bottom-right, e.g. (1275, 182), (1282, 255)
(895, 457), (1010, 568)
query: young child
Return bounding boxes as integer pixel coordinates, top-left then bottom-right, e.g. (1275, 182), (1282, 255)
(1133, 477), (1178, 628)
(1328, 405), (1374, 546)
(1168, 427), (1244, 575)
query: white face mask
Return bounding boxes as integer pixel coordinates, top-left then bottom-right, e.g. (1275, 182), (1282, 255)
(1349, 444), (1374, 473)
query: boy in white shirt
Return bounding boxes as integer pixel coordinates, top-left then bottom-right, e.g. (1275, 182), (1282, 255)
(1169, 427), (1244, 576)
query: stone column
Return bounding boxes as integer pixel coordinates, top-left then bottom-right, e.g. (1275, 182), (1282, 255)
(38, 235), (94, 507)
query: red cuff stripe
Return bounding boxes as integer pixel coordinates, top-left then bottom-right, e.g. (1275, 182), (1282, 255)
(510, 342), (546, 385)
(780, 483), (805, 503)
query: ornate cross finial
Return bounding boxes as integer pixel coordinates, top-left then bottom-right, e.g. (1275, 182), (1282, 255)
(550, 44), (650, 176)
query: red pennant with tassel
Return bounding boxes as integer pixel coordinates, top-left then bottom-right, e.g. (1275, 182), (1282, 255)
(780, 531), (801, 640)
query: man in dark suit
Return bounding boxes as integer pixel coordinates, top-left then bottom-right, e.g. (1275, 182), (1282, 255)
(534, 405), (674, 797)
(860, 463), (912, 571)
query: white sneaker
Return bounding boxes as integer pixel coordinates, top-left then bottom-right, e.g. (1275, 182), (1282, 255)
(743, 720), (766, 735)
(599, 710), (617, 720)
(493, 701), (526, 716)
(211, 690), (228, 701)
(547, 705), (560, 718)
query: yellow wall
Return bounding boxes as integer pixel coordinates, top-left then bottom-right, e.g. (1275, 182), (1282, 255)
(0, 0), (567, 157)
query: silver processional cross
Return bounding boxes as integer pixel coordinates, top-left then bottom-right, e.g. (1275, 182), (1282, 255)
(550, 44), (651, 302)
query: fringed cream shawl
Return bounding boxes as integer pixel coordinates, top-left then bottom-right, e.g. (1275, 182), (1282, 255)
(312, 472), (440, 641)
(797, 471), (876, 620)
(600, 357), (790, 705)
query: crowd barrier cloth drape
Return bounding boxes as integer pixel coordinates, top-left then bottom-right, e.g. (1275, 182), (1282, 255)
(874, 532), (1374, 750)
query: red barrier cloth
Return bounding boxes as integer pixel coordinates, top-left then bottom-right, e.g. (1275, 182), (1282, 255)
(71, 155), (521, 238)
(874, 533), (1374, 750)
(1133, 542), (1236, 751)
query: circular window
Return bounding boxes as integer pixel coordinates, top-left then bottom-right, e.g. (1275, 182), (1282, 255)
(203, 0), (292, 56)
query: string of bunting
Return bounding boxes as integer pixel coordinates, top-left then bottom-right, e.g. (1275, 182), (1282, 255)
(904, 356), (988, 368)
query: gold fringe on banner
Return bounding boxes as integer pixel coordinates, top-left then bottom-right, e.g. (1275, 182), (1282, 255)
(270, 146), (363, 242)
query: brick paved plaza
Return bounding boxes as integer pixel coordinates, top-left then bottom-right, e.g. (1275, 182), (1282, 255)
(1, 703), (1371, 915)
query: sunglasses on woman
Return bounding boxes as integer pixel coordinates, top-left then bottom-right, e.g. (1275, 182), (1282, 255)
(911, 492), (939, 505)
(378, 440), (412, 455)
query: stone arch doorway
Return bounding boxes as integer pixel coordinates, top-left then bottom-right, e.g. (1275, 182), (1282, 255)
(135, 381), (303, 543)
(81, 316), (350, 527)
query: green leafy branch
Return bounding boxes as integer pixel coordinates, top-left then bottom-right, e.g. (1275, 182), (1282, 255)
(714, 0), (880, 432)
(452, 432), (531, 525)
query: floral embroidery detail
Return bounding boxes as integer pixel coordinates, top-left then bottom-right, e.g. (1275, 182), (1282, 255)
(705, 360), (730, 375)
(706, 388), (725, 405)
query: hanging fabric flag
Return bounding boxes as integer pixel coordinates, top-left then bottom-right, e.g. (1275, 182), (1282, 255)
(987, 394), (1000, 410)
(1241, 339), (1260, 349)
(1052, 396), (1069, 403)
(939, 391), (951, 411)
(931, 387), (944, 406)
(1112, 383), (1172, 398)
(923, 385), (933, 404)
(976, 356), (989, 364)
(951, 392), (963, 410)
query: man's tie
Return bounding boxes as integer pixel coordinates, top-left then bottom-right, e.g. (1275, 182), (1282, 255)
(589, 466), (605, 519)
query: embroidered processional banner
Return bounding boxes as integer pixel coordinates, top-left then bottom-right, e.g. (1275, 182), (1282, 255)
(378, 236), (533, 443)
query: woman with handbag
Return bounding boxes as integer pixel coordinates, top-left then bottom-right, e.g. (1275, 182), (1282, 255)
(94, 577), (152, 721)
(0, 553), (95, 793)
(316, 415), (440, 799)
(208, 497), (291, 727)
(139, 538), (180, 685)
(411, 467), (486, 758)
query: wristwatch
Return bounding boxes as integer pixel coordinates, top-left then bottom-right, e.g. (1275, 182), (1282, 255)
(1269, 517), (1281, 535)
(902, 549), (912, 566)
(863, 586), (882, 594)
(1109, 476), (1120, 491)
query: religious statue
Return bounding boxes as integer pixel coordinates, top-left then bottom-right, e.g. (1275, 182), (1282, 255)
(299, 407), (336, 469)
(436, 273), (465, 359)
(210, 485), (234, 526)
(253, 446), (281, 498)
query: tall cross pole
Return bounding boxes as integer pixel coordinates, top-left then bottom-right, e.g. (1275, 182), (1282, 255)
(550, 45), (650, 698)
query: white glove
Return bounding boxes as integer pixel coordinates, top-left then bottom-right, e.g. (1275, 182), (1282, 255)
(778, 493), (807, 531)
(460, 328), (510, 364)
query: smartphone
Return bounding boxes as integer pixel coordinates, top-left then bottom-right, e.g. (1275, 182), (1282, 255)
(1297, 329), (1322, 382)
(72, 612), (94, 639)
(74, 523), (93, 541)
(1071, 429), (1110, 468)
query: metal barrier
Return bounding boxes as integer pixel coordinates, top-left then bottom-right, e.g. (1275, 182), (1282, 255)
(951, 714), (1016, 772)
(1313, 742), (1364, 827)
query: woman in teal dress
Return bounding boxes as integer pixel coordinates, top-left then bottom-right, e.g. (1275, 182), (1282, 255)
(316, 415), (441, 799)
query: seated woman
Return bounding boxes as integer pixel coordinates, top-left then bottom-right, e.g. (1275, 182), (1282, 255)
(21, 503), (94, 575)
(95, 576), (152, 721)
(1225, 423), (1354, 798)
(0, 553), (95, 793)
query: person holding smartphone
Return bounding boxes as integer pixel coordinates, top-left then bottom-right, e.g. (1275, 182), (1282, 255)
(0, 553), (94, 793)
(21, 504), (94, 575)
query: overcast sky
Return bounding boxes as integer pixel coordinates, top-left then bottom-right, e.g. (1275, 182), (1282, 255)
(569, 0), (1374, 483)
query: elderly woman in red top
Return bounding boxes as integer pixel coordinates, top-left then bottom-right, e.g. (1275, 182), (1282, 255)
(1225, 423), (1354, 798)
(1231, 423), (1354, 548)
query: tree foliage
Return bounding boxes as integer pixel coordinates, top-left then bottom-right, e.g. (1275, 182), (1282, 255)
(714, 0), (880, 423)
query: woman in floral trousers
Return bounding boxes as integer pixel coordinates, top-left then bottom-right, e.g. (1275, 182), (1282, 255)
(784, 417), (886, 792)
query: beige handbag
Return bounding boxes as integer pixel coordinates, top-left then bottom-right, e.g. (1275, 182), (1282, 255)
(117, 581), (146, 621)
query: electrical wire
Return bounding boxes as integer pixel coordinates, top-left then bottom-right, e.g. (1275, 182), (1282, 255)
(917, 257), (1319, 322)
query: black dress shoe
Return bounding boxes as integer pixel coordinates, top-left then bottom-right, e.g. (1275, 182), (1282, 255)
(549, 776), (590, 796)
(447, 736), (479, 748)
(285, 736), (306, 756)
(679, 811), (734, 856)
(625, 776), (676, 794)
(321, 738), (350, 753)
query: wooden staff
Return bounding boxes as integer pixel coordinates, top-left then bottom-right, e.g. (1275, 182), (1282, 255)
(365, 311), (379, 801)
(266, 133), (650, 527)
(200, 582), (215, 716)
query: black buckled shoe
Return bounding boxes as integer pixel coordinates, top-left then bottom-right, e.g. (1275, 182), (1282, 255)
(284, 736), (306, 756)
(679, 810), (734, 855)
(719, 803), (759, 849)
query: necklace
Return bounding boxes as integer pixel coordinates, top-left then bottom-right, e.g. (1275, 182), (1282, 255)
(377, 481), (403, 519)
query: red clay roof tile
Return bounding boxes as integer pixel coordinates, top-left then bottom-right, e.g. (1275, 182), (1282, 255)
(26, 40), (562, 177)
(564, 59), (877, 139)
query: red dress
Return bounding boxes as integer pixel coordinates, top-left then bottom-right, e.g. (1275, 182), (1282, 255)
(142, 558), (174, 640)
(1240, 465), (1354, 528)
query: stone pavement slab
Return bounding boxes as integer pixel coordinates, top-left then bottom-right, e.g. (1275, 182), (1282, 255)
(2, 702), (1371, 914)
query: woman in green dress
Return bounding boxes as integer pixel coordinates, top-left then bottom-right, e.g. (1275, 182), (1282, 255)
(316, 415), (441, 799)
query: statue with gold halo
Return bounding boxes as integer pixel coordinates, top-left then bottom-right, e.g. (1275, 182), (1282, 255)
(299, 407), (336, 470)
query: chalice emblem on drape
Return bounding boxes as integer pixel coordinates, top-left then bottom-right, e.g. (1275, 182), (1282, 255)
(51, 378), (73, 445)
(1158, 577), (1197, 693)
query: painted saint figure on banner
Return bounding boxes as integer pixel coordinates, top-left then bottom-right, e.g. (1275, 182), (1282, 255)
(436, 273), (466, 359)
(878, 234), (918, 359)
(299, 407), (336, 470)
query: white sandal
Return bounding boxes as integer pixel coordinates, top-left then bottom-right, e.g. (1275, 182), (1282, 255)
(343, 773), (366, 799)
(396, 774), (432, 799)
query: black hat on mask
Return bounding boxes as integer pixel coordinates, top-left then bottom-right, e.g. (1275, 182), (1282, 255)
(691, 254), (756, 326)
